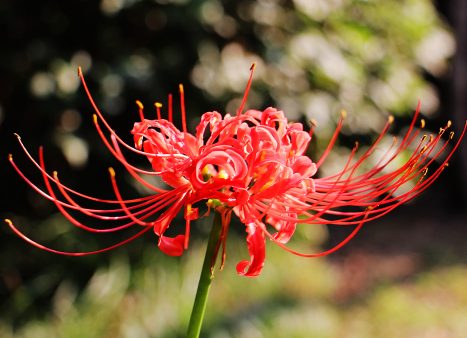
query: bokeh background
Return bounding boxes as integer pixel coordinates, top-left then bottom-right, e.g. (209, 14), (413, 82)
(1, 0), (467, 337)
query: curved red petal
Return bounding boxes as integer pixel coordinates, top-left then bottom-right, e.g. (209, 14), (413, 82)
(158, 234), (185, 256)
(236, 222), (266, 278)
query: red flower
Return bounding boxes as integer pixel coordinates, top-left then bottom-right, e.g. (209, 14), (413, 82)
(6, 65), (466, 278)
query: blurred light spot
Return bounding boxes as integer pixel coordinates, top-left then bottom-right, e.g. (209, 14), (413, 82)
(101, 74), (125, 97)
(198, 40), (220, 65)
(126, 49), (154, 79)
(416, 28), (456, 77)
(252, 2), (284, 26)
(221, 43), (262, 92)
(122, 324), (149, 338)
(191, 42), (262, 98)
(59, 134), (89, 168)
(369, 78), (398, 111)
(276, 97), (301, 122)
(201, 1), (224, 25)
(361, 37), (386, 63)
(71, 50), (92, 73)
(302, 223), (329, 247)
(30, 72), (55, 98)
(214, 15), (237, 38)
(339, 80), (362, 107)
(290, 31), (349, 82)
(53, 281), (77, 318)
(293, 0), (344, 22)
(60, 109), (82, 132)
(101, 0), (125, 15)
(237, 320), (264, 338)
(414, 85), (439, 117)
(303, 91), (335, 132)
(57, 65), (80, 94)
(145, 9), (167, 30)
(237, 1), (254, 21)
(261, 26), (286, 47)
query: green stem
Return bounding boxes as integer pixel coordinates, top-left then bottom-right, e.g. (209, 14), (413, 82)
(186, 210), (223, 338)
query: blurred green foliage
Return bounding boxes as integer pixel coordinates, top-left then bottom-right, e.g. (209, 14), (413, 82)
(3, 229), (467, 337)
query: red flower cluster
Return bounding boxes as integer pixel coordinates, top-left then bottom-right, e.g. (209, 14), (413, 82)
(7, 65), (466, 277)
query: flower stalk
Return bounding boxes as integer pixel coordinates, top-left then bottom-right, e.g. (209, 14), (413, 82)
(186, 210), (223, 338)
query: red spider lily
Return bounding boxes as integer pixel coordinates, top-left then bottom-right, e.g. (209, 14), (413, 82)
(6, 65), (466, 278)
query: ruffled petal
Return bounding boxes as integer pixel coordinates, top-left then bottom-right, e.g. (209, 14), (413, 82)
(158, 234), (185, 256)
(272, 220), (297, 244)
(236, 222), (266, 278)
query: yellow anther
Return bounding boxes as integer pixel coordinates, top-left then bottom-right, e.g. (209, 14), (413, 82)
(420, 119), (425, 129)
(354, 141), (359, 151)
(8, 154), (12, 161)
(310, 119), (317, 127)
(444, 163), (449, 167)
(341, 110), (347, 119)
(202, 166), (211, 182)
(201, 166), (210, 176)
(439, 128), (445, 136)
(93, 114), (98, 123)
(393, 136), (398, 144)
(53, 171), (58, 178)
(450, 131), (454, 139)
(5, 219), (12, 225)
(420, 145), (427, 154)
(218, 170), (228, 179)
(259, 180), (274, 192)
(14, 133), (21, 139)
(250, 62), (257, 71)
(429, 134), (433, 142)
(179, 84), (184, 93)
(187, 204), (192, 213)
(422, 168), (428, 176)
(155, 102), (163, 108)
(446, 120), (452, 128)
(109, 167), (116, 177)
(78, 66), (82, 76)
(421, 135), (427, 142)
(366, 206), (374, 212)
(136, 100), (144, 109)
(388, 115), (394, 124)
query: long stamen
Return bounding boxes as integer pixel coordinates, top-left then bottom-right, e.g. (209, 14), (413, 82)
(309, 119), (317, 138)
(168, 93), (173, 123)
(79, 68), (186, 163)
(250, 204), (369, 257)
(136, 100), (145, 121)
(238, 62), (256, 116)
(155, 102), (162, 120)
(5, 218), (153, 256)
(315, 110), (347, 169)
(179, 84), (187, 133)
(14, 133), (156, 203)
(92, 114), (186, 181)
